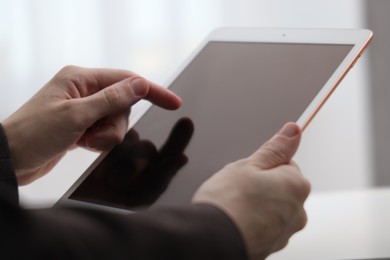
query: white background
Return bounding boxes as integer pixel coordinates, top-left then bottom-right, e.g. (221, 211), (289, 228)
(0, 0), (373, 206)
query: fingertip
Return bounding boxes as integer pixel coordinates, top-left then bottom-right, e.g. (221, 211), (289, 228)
(249, 123), (302, 169)
(162, 87), (182, 110)
(171, 95), (182, 110)
(276, 122), (301, 138)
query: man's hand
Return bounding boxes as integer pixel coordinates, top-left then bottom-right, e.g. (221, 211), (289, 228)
(2, 66), (181, 185)
(193, 122), (310, 260)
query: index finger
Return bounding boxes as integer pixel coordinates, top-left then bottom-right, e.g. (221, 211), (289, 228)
(69, 66), (182, 110)
(145, 83), (182, 110)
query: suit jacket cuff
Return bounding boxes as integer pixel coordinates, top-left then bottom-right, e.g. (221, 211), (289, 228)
(126, 203), (249, 259)
(0, 123), (19, 205)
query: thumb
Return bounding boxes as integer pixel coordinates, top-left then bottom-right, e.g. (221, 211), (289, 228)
(250, 122), (301, 169)
(81, 77), (149, 121)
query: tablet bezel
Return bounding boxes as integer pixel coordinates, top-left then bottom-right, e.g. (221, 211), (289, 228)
(55, 27), (372, 212)
(164, 27), (372, 131)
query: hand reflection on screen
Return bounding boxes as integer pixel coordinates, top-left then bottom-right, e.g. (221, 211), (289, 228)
(70, 118), (194, 209)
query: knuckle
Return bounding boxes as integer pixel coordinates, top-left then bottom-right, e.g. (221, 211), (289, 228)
(55, 66), (95, 93)
(273, 239), (289, 253)
(300, 176), (311, 198)
(296, 210), (308, 231)
(289, 208), (308, 234)
(294, 174), (311, 201)
(259, 142), (289, 167)
(103, 87), (122, 107)
(54, 66), (85, 89)
(282, 168), (311, 202)
(61, 65), (79, 73)
(56, 65), (79, 81)
(107, 128), (124, 146)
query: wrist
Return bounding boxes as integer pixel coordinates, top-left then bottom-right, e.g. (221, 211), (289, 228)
(1, 117), (37, 185)
(1, 118), (22, 169)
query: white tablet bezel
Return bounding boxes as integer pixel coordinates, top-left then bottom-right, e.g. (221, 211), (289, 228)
(56, 27), (372, 212)
(158, 27), (372, 131)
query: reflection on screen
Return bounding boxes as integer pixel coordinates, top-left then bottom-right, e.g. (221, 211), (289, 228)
(70, 42), (353, 210)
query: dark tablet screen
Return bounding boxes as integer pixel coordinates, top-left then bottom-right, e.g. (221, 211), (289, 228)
(69, 41), (353, 210)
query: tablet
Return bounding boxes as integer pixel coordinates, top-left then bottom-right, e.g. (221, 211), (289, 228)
(56, 28), (372, 213)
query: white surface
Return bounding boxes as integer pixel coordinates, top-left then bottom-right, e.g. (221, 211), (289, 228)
(269, 187), (390, 260)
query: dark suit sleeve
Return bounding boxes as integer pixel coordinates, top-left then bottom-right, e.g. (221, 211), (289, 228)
(0, 124), (248, 260)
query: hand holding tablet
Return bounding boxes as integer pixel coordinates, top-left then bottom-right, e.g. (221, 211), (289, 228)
(57, 27), (372, 212)
(193, 122), (310, 259)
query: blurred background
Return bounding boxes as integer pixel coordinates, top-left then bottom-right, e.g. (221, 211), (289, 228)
(0, 0), (389, 206)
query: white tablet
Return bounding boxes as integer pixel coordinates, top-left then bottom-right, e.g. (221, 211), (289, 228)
(56, 28), (372, 213)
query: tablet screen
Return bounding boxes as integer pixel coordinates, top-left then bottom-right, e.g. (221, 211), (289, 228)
(69, 41), (353, 210)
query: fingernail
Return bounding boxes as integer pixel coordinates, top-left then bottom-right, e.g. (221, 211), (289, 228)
(277, 122), (300, 137)
(130, 77), (148, 97)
